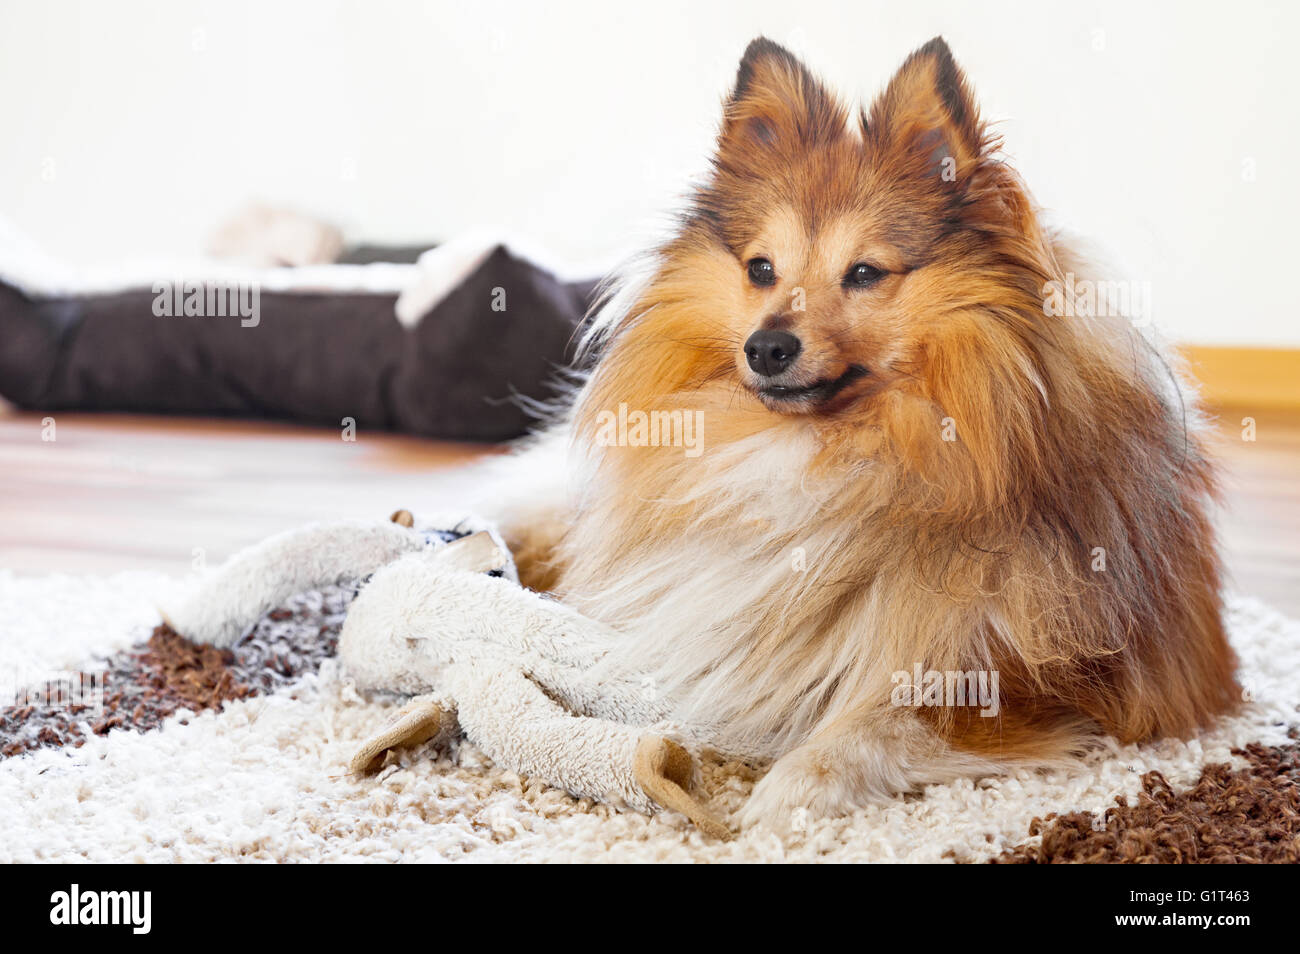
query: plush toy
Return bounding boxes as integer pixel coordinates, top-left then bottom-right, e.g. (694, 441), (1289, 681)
(162, 510), (730, 839)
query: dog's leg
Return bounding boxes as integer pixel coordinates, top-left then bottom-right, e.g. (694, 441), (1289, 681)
(451, 425), (575, 592)
(500, 512), (570, 593)
(739, 709), (997, 831)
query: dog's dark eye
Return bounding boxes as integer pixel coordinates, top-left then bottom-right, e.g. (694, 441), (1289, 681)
(844, 262), (885, 288)
(747, 258), (776, 287)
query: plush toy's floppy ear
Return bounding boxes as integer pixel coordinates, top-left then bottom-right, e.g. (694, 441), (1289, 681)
(864, 37), (985, 184)
(718, 37), (848, 160)
(429, 531), (509, 574)
(349, 696), (446, 776)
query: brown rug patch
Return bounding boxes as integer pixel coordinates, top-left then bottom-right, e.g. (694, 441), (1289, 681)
(993, 731), (1300, 863)
(0, 627), (247, 758)
(0, 584), (351, 760)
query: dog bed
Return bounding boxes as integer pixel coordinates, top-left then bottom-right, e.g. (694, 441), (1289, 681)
(0, 226), (598, 441)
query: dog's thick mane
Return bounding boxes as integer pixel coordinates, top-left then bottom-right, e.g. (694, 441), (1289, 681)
(562, 267), (1233, 766)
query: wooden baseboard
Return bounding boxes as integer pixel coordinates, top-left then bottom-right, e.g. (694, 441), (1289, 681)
(1178, 346), (1300, 410)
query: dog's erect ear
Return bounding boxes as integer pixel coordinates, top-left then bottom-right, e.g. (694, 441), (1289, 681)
(865, 37), (985, 184)
(718, 38), (847, 160)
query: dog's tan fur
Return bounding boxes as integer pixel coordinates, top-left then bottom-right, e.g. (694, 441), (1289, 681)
(499, 37), (1239, 826)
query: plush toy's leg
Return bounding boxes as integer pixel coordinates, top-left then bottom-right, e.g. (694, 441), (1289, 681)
(163, 520), (428, 648)
(348, 693), (451, 776)
(446, 663), (730, 838)
(631, 737), (732, 840)
(336, 533), (729, 836)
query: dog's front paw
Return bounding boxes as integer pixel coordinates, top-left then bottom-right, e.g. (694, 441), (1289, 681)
(738, 746), (865, 834)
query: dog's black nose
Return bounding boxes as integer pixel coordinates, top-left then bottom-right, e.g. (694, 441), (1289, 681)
(744, 330), (802, 377)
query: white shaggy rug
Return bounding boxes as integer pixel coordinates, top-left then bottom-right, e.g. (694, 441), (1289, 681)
(1, 569), (1297, 863)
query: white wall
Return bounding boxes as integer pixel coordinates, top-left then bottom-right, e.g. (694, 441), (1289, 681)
(0, 0), (1295, 345)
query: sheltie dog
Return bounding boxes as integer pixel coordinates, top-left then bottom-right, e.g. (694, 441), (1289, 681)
(487, 36), (1239, 828)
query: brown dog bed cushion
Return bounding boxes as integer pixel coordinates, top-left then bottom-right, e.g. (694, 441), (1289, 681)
(0, 241), (597, 441)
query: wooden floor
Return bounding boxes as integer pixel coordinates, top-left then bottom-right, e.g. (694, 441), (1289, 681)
(1, 404), (1298, 617)
(0, 408), (499, 578)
